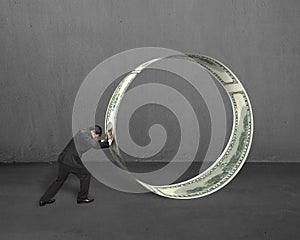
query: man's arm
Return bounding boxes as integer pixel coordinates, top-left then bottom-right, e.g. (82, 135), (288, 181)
(80, 130), (113, 149)
(79, 130), (101, 149)
(99, 140), (110, 148)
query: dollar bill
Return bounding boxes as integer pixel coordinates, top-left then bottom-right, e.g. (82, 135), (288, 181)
(105, 54), (254, 199)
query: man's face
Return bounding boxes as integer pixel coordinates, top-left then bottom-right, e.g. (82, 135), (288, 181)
(91, 130), (100, 139)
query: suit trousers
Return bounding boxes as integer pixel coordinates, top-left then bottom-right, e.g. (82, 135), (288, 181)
(40, 162), (91, 202)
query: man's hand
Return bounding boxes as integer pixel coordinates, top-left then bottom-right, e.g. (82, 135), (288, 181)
(108, 133), (114, 146)
(104, 132), (108, 141)
(109, 133), (114, 142)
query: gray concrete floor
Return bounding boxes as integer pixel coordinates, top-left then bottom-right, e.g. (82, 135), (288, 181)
(0, 162), (299, 240)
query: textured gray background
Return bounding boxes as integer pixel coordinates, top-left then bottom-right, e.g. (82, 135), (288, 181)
(0, 0), (299, 163)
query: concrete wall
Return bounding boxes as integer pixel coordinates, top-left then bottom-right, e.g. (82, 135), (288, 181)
(0, 0), (299, 162)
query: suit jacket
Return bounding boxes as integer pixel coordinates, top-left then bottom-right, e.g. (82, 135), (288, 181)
(58, 129), (109, 168)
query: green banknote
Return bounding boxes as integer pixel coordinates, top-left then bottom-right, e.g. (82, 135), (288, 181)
(105, 54), (254, 199)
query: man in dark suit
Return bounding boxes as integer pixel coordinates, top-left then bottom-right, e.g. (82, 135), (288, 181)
(39, 125), (113, 206)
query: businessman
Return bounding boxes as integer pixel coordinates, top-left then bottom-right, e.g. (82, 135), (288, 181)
(39, 125), (113, 206)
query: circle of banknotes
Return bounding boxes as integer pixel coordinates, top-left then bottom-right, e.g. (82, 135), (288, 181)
(105, 54), (254, 199)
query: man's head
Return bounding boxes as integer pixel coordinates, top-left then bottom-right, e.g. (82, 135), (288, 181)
(89, 125), (102, 139)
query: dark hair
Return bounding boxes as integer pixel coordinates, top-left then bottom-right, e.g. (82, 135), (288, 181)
(89, 125), (102, 136)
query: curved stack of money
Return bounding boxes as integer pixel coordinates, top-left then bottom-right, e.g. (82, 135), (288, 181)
(105, 54), (254, 199)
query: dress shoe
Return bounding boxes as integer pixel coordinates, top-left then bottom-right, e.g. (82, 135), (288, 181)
(77, 198), (94, 204)
(39, 199), (55, 207)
